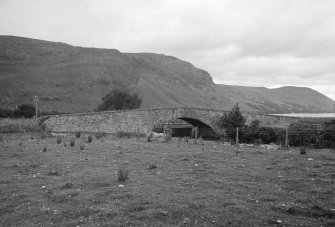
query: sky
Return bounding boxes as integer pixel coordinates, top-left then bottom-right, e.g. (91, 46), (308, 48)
(1, 0), (335, 100)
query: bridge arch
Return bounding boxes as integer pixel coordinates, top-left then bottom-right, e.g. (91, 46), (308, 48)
(149, 108), (219, 132)
(150, 109), (220, 139)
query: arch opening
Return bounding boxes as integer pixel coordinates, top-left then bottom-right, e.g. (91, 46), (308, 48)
(152, 117), (219, 140)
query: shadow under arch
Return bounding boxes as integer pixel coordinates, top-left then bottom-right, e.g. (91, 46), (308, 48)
(172, 117), (219, 140)
(178, 117), (212, 129)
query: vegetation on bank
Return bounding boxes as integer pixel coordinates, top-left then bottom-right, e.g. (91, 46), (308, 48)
(218, 104), (335, 148)
(0, 104), (64, 118)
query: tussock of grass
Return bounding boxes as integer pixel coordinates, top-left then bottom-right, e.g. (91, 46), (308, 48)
(47, 169), (60, 176)
(149, 164), (157, 169)
(79, 144), (85, 150)
(60, 182), (74, 190)
(117, 166), (129, 182)
(70, 138), (75, 147)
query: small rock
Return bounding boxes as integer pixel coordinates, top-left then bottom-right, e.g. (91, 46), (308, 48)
(118, 184), (124, 187)
(42, 186), (46, 189)
(183, 217), (190, 224)
(149, 164), (157, 169)
(308, 158), (313, 161)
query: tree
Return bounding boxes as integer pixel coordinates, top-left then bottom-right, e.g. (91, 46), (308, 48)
(218, 103), (246, 139)
(242, 119), (261, 143)
(96, 89), (142, 111)
(13, 104), (35, 118)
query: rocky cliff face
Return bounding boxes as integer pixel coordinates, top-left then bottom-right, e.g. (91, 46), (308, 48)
(0, 36), (334, 113)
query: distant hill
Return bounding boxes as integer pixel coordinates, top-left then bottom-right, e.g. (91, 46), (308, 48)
(0, 36), (334, 113)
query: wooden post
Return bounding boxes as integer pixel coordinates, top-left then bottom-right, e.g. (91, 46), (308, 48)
(18, 117), (22, 133)
(34, 96), (38, 118)
(285, 127), (289, 147)
(137, 127), (139, 141)
(194, 127), (198, 144)
(236, 127), (239, 145)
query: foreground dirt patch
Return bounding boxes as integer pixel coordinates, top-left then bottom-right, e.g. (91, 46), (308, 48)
(0, 133), (334, 226)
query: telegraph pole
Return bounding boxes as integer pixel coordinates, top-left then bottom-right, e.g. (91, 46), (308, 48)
(236, 127), (239, 145)
(34, 96), (38, 118)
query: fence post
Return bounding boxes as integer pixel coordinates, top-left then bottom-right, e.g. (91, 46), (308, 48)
(19, 117), (22, 133)
(194, 127), (198, 144)
(285, 127), (289, 147)
(137, 127), (139, 141)
(236, 127), (239, 145)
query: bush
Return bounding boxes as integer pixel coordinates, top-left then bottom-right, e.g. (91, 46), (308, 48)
(117, 166), (129, 182)
(56, 137), (61, 144)
(43, 146), (47, 152)
(80, 144), (85, 150)
(258, 127), (277, 144)
(87, 135), (92, 143)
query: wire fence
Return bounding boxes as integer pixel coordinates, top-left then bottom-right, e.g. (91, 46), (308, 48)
(160, 125), (335, 149)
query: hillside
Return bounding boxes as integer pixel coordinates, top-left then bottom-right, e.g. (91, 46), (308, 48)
(0, 36), (334, 113)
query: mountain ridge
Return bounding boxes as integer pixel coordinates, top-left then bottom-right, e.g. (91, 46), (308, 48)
(0, 36), (333, 114)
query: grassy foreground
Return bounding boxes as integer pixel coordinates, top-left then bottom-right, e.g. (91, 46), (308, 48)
(0, 133), (335, 227)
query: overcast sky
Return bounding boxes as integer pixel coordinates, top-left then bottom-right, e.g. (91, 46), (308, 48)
(1, 0), (335, 100)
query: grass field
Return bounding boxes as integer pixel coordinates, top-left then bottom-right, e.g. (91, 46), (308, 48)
(1, 133), (335, 227)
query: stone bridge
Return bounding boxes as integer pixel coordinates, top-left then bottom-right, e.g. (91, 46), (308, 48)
(43, 107), (300, 134)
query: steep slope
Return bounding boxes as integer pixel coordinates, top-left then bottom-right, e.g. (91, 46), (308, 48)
(0, 36), (217, 112)
(0, 36), (333, 113)
(216, 85), (334, 113)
